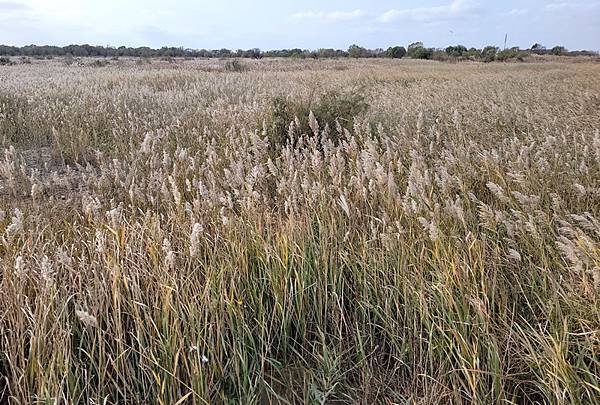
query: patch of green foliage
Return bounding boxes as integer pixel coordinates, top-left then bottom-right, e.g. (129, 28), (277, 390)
(482, 46), (499, 63)
(386, 46), (407, 59)
(496, 47), (528, 62)
(266, 90), (369, 148)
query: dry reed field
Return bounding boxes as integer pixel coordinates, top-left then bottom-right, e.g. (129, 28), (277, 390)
(1, 57), (599, 403)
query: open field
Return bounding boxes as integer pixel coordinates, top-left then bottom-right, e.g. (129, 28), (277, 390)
(0, 58), (599, 403)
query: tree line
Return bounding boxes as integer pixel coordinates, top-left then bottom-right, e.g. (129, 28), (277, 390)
(0, 43), (596, 61)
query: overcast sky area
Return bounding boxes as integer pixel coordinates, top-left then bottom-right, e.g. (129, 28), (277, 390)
(0, 0), (598, 50)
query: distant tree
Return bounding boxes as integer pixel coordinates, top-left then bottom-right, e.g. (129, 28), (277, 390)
(445, 45), (467, 58)
(407, 42), (424, 51)
(250, 48), (262, 59)
(530, 43), (547, 55)
(407, 42), (433, 59)
(217, 48), (232, 57)
(138, 47), (154, 58)
(406, 43), (432, 60)
(348, 44), (369, 58)
(372, 48), (386, 58)
(496, 47), (525, 62)
(386, 46), (407, 59)
(531, 43), (545, 51)
(413, 47), (433, 59)
(4, 42), (559, 62)
(482, 46), (498, 62)
(289, 48), (304, 58)
(463, 48), (481, 59)
(317, 48), (337, 58)
(64, 45), (88, 57)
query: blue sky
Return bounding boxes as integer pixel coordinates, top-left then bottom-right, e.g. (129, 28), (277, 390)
(0, 0), (598, 50)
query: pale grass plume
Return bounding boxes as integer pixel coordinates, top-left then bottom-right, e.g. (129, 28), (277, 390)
(190, 223), (202, 258)
(5, 208), (24, 242)
(76, 309), (99, 328)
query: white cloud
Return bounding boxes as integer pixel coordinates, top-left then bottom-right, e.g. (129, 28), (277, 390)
(0, 1), (28, 10)
(504, 8), (528, 17)
(545, 1), (600, 11)
(378, 0), (480, 23)
(293, 9), (364, 22)
(545, 2), (573, 10)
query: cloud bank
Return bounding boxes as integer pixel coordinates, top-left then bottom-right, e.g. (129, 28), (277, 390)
(378, 0), (481, 23)
(292, 9), (364, 22)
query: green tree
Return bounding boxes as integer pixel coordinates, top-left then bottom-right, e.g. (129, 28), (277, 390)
(348, 44), (368, 58)
(386, 46), (406, 59)
(464, 48), (481, 59)
(551, 46), (566, 56)
(482, 46), (498, 62)
(407, 42), (423, 57)
(531, 43), (545, 51)
(445, 45), (467, 57)
(407, 42), (432, 59)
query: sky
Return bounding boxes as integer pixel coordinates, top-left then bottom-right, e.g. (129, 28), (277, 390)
(0, 0), (599, 51)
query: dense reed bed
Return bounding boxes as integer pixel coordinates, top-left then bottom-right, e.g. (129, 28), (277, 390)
(1, 58), (599, 403)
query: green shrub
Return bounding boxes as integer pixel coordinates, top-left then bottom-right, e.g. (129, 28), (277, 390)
(445, 45), (467, 57)
(408, 46), (433, 60)
(496, 47), (523, 62)
(386, 46), (406, 59)
(464, 48), (482, 59)
(348, 44), (370, 58)
(552, 46), (566, 56)
(482, 46), (498, 63)
(266, 90), (368, 148)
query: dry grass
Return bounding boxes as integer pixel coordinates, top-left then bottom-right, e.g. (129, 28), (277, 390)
(1, 58), (599, 404)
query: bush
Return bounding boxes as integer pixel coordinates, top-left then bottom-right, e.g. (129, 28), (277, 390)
(407, 43), (433, 60)
(445, 45), (467, 58)
(464, 48), (481, 60)
(266, 90), (368, 148)
(0, 56), (13, 66)
(410, 47), (433, 60)
(481, 46), (498, 63)
(496, 47), (527, 62)
(224, 59), (247, 72)
(552, 46), (566, 56)
(348, 44), (370, 58)
(386, 46), (406, 59)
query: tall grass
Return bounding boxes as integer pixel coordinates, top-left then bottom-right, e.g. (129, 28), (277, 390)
(0, 58), (599, 403)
